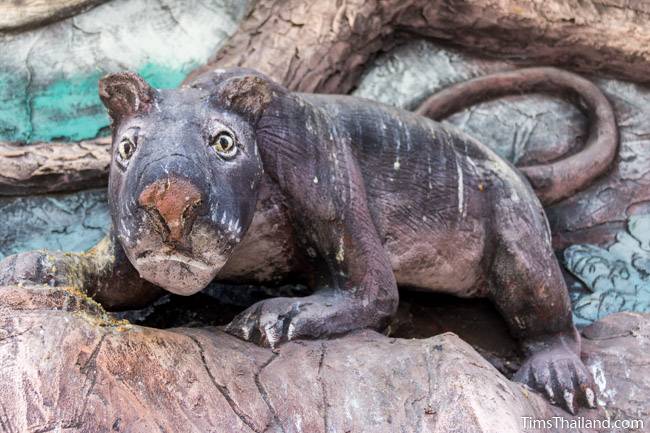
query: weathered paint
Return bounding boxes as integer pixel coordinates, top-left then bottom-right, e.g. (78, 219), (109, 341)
(0, 63), (197, 142)
(0, 72), (31, 140)
(30, 72), (107, 141)
(0, 0), (248, 143)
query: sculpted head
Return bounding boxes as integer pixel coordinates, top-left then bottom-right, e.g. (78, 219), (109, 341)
(99, 69), (273, 295)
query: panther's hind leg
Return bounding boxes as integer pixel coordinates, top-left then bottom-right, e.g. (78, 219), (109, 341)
(489, 198), (596, 414)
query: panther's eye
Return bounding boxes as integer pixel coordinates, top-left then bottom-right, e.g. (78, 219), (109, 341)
(211, 131), (237, 159)
(118, 137), (136, 162)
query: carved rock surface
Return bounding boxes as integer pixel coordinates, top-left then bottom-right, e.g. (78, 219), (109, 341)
(0, 283), (584, 433)
(0, 189), (109, 260)
(564, 215), (650, 326)
(582, 312), (650, 430)
(4, 283), (650, 432)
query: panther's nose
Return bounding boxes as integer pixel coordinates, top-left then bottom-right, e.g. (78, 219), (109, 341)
(138, 176), (203, 244)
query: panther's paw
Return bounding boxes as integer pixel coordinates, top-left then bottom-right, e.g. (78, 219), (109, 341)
(514, 345), (597, 414)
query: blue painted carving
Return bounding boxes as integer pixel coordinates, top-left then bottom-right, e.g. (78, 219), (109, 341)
(564, 215), (650, 326)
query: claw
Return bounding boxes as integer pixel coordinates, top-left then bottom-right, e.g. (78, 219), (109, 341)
(585, 387), (596, 408)
(262, 320), (282, 348)
(239, 324), (251, 340)
(532, 361), (551, 391)
(287, 321), (297, 340)
(514, 346), (596, 414)
(544, 384), (555, 402)
(563, 389), (575, 414)
(225, 294), (361, 349)
(226, 297), (311, 348)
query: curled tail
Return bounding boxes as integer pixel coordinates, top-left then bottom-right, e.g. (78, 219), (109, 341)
(416, 67), (618, 205)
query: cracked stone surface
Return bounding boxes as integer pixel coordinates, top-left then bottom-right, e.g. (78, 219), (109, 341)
(0, 283), (616, 433)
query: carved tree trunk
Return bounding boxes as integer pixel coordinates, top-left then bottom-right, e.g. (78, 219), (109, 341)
(188, 0), (650, 92)
(0, 0), (109, 32)
(0, 138), (110, 195)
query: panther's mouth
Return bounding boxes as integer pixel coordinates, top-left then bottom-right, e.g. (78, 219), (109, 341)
(133, 250), (229, 295)
(136, 251), (212, 271)
(122, 211), (244, 295)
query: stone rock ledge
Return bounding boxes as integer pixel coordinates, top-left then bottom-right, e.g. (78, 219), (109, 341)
(0, 284), (646, 433)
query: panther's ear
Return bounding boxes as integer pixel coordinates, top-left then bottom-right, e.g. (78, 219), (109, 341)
(99, 72), (156, 124)
(219, 75), (273, 123)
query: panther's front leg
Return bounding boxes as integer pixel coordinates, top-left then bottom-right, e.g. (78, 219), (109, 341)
(0, 231), (162, 310)
(227, 147), (399, 348)
(226, 221), (399, 347)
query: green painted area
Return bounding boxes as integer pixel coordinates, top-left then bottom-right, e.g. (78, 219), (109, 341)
(0, 62), (196, 143)
(31, 72), (106, 141)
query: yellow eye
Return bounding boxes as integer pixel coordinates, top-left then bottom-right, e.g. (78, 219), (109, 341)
(118, 138), (135, 161)
(211, 131), (237, 158)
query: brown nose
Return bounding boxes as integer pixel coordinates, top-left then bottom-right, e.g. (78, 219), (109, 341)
(138, 176), (203, 244)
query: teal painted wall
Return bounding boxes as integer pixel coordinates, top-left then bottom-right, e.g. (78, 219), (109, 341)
(0, 63), (196, 143)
